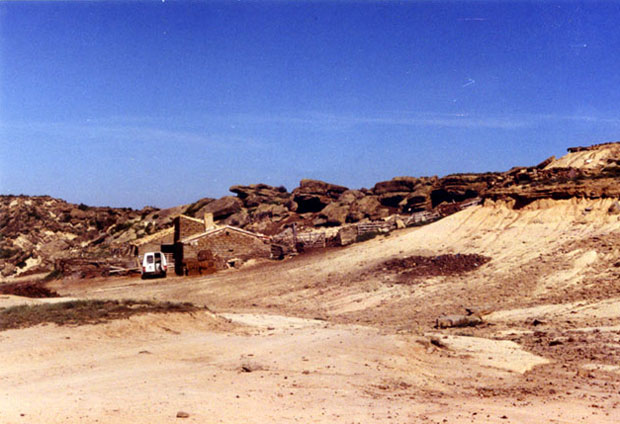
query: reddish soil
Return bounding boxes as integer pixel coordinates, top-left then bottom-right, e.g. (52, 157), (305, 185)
(379, 253), (491, 280)
(0, 299), (204, 331)
(0, 281), (60, 298)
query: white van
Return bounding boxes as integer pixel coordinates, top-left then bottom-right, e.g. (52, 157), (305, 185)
(141, 251), (168, 279)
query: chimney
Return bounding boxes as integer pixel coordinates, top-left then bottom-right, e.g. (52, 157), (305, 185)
(204, 212), (214, 230)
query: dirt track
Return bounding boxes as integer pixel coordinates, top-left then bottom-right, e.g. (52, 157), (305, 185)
(2, 198), (620, 423)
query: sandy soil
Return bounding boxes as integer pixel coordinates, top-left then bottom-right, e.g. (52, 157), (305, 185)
(545, 143), (620, 170)
(2, 198), (620, 423)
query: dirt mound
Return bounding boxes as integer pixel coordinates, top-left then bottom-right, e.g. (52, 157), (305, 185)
(380, 254), (491, 280)
(0, 281), (60, 298)
(0, 299), (202, 331)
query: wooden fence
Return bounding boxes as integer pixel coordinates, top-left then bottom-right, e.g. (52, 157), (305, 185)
(357, 221), (392, 235)
(296, 232), (326, 248)
(405, 210), (441, 226)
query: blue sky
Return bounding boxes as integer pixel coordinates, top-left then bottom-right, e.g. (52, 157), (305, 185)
(2, 0), (620, 208)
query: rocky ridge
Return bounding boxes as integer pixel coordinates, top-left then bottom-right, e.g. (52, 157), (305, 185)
(1, 141), (619, 278)
(0, 196), (181, 277)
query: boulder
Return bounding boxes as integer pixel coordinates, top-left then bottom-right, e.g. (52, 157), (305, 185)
(374, 177), (438, 211)
(316, 202), (349, 226)
(347, 196), (389, 222)
(292, 179), (348, 213)
(377, 192), (409, 208)
(230, 184), (291, 208)
(338, 189), (365, 205)
(223, 209), (250, 227)
(608, 201), (620, 215)
(284, 199), (298, 212)
(402, 185), (435, 212)
(436, 314), (483, 329)
(39, 239), (71, 260)
(69, 208), (87, 220)
(431, 174), (496, 207)
(253, 203), (289, 222)
(1, 262), (16, 277)
(336, 226), (358, 246)
(184, 197), (215, 217)
(373, 177), (418, 195)
(200, 196), (242, 220)
(271, 226), (296, 246)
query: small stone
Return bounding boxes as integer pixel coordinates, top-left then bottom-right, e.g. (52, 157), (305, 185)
(176, 411), (190, 418)
(608, 201), (620, 215)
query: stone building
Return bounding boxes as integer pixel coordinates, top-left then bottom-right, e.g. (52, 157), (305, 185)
(179, 225), (271, 270)
(131, 227), (175, 263)
(131, 213), (271, 275)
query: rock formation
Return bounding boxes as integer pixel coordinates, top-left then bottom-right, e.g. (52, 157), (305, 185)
(2, 141), (619, 278)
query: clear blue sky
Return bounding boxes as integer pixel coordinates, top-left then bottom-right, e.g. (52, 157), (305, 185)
(2, 0), (620, 209)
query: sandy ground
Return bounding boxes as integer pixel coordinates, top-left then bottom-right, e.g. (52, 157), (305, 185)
(2, 198), (620, 423)
(545, 143), (620, 170)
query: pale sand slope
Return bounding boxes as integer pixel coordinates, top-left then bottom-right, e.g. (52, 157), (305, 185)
(4, 198), (619, 423)
(545, 143), (620, 170)
(1, 311), (614, 424)
(129, 197), (620, 324)
(78, 198), (619, 308)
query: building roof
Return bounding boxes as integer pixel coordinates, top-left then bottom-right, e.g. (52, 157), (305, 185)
(178, 214), (205, 224)
(131, 227), (175, 247)
(180, 225), (270, 244)
(130, 214), (207, 247)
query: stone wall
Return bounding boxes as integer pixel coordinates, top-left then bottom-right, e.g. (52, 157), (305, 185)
(136, 233), (174, 257)
(183, 229), (271, 264)
(175, 215), (205, 242)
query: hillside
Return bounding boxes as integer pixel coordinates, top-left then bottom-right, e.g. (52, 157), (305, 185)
(2, 187), (619, 423)
(0, 196), (185, 278)
(1, 141), (620, 423)
(1, 141), (619, 280)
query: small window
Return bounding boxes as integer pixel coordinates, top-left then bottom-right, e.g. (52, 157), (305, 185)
(146, 255), (154, 264)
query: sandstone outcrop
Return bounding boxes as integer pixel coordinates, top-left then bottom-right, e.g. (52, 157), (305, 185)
(230, 184), (292, 209)
(0, 195), (167, 277)
(199, 196), (243, 220)
(2, 142), (619, 278)
(292, 179), (349, 213)
(347, 196), (389, 222)
(431, 173), (500, 208)
(372, 176), (437, 211)
(314, 202), (349, 226)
